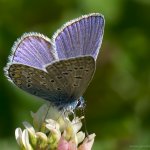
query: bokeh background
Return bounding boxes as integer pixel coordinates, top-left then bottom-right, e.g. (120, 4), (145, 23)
(0, 0), (150, 149)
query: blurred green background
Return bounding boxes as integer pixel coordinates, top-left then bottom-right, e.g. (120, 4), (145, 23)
(0, 0), (150, 149)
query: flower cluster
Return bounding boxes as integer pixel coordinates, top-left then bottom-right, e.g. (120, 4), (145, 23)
(15, 104), (95, 150)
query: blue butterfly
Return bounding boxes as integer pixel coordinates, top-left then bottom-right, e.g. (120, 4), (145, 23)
(4, 13), (105, 112)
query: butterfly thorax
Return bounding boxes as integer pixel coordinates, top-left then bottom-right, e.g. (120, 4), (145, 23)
(52, 96), (85, 112)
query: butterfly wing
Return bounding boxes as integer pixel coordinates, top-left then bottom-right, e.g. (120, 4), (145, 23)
(46, 56), (95, 100)
(8, 63), (69, 105)
(7, 56), (95, 109)
(8, 32), (58, 69)
(53, 13), (105, 60)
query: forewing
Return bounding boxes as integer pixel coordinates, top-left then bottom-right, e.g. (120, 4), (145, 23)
(53, 13), (105, 60)
(8, 32), (58, 69)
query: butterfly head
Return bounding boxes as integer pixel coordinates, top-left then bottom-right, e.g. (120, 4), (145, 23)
(59, 96), (85, 115)
(76, 97), (85, 109)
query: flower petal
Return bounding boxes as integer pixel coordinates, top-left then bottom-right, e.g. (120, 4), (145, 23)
(31, 104), (62, 131)
(46, 119), (59, 130)
(58, 137), (69, 150)
(78, 134), (96, 150)
(46, 124), (61, 140)
(31, 104), (49, 130)
(15, 128), (24, 148)
(23, 121), (37, 147)
(23, 121), (35, 133)
(63, 118), (76, 142)
(76, 131), (85, 144)
(46, 119), (61, 149)
(36, 132), (48, 149)
(22, 129), (33, 150)
(72, 117), (83, 133)
(68, 140), (78, 150)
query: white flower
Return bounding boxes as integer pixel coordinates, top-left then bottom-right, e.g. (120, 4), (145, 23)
(15, 104), (96, 150)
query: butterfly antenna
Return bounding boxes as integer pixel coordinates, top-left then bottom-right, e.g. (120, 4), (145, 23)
(81, 105), (89, 137)
(39, 103), (52, 131)
(43, 103), (51, 122)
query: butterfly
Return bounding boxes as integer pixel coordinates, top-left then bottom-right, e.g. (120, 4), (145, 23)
(4, 13), (105, 112)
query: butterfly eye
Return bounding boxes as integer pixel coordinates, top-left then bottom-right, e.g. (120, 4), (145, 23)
(76, 100), (81, 108)
(76, 97), (85, 109)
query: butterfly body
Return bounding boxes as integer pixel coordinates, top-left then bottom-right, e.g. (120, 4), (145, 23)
(4, 13), (105, 112)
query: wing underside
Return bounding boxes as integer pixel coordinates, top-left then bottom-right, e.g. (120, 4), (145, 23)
(8, 56), (95, 108)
